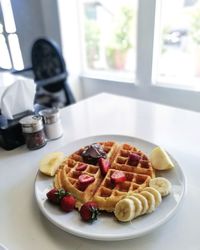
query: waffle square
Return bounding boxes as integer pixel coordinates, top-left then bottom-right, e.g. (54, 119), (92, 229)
(93, 169), (151, 212)
(111, 143), (155, 178)
(54, 158), (103, 207)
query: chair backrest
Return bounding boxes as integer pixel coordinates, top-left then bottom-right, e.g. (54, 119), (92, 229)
(31, 38), (75, 107)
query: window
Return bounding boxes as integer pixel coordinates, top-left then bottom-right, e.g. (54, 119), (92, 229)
(0, 0), (24, 70)
(58, 0), (200, 111)
(156, 0), (200, 91)
(80, 0), (138, 79)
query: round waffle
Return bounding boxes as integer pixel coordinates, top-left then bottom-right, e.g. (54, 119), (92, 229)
(54, 141), (154, 212)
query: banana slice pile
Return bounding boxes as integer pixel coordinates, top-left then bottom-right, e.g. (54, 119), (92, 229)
(114, 187), (162, 222)
(114, 176), (172, 222)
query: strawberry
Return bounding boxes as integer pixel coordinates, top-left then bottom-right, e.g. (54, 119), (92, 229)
(80, 202), (99, 222)
(98, 158), (110, 176)
(60, 194), (76, 212)
(76, 163), (87, 171)
(128, 153), (141, 166)
(46, 188), (67, 204)
(78, 174), (95, 190)
(111, 171), (126, 184)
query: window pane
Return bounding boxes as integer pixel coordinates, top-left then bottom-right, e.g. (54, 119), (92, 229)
(81, 0), (138, 75)
(8, 34), (24, 70)
(156, 0), (200, 90)
(0, 0), (16, 33)
(0, 34), (11, 69)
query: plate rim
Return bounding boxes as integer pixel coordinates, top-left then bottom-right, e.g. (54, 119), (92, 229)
(34, 134), (186, 241)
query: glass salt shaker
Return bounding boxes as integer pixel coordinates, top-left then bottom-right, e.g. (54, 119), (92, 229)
(39, 108), (63, 140)
(19, 115), (47, 150)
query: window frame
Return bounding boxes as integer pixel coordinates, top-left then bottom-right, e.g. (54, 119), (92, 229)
(0, 0), (24, 70)
(0, 5), (12, 69)
(58, 0), (200, 112)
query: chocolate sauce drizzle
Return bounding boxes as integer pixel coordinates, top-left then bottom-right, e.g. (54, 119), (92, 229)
(81, 143), (107, 165)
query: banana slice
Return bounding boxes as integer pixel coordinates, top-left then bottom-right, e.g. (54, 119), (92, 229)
(149, 177), (172, 197)
(39, 152), (65, 176)
(143, 187), (162, 208)
(132, 193), (149, 215)
(140, 191), (156, 213)
(150, 147), (174, 170)
(114, 198), (135, 222)
(128, 196), (143, 218)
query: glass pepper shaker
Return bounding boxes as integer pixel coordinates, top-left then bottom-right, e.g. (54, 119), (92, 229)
(19, 115), (47, 150)
(39, 108), (63, 140)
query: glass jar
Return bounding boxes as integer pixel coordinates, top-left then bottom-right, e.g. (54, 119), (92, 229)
(19, 115), (47, 150)
(39, 108), (63, 140)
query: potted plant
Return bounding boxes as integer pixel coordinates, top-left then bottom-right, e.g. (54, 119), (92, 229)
(106, 6), (135, 70)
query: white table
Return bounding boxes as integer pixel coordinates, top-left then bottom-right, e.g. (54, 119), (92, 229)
(1, 93), (200, 250)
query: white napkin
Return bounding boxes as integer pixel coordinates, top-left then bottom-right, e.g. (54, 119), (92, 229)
(1, 77), (36, 119)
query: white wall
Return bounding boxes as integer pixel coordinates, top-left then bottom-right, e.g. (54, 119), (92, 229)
(11, 0), (62, 67)
(12, 0), (45, 66)
(40, 0), (62, 49)
(81, 76), (200, 112)
(57, 0), (83, 101)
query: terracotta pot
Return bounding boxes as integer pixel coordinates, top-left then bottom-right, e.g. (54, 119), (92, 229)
(113, 50), (127, 70)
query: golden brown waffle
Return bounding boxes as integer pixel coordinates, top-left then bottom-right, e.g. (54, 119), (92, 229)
(93, 169), (151, 212)
(54, 141), (154, 212)
(68, 141), (119, 165)
(54, 158), (103, 208)
(111, 143), (155, 178)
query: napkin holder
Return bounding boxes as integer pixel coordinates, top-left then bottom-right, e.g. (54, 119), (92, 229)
(0, 104), (45, 150)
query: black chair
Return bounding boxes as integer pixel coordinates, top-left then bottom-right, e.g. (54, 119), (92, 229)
(13, 38), (75, 108)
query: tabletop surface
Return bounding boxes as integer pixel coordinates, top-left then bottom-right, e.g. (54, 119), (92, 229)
(1, 93), (200, 250)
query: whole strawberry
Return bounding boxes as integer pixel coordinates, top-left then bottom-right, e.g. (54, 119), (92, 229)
(46, 188), (67, 204)
(80, 202), (99, 223)
(60, 194), (76, 212)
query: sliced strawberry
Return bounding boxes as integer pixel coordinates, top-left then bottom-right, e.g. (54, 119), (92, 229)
(78, 174), (95, 190)
(46, 188), (67, 204)
(60, 195), (76, 212)
(111, 171), (126, 184)
(128, 153), (141, 166)
(79, 174), (95, 184)
(98, 158), (110, 176)
(76, 163), (87, 171)
(80, 201), (99, 222)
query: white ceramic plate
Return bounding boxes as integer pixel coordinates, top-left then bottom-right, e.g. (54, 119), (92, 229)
(35, 135), (186, 241)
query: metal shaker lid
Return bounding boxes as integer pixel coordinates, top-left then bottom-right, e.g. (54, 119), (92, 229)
(19, 115), (43, 133)
(39, 108), (60, 124)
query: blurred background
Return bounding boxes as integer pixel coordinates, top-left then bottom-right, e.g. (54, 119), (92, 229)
(0, 0), (200, 110)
